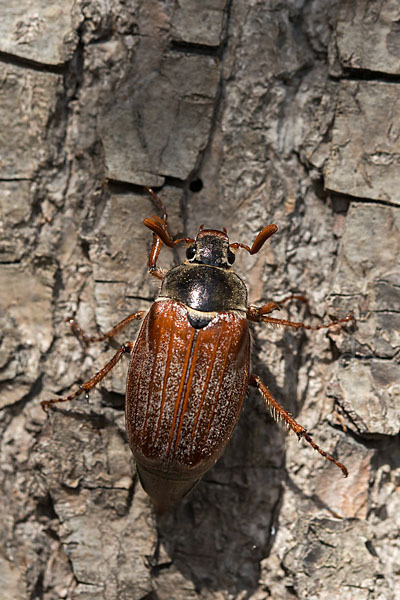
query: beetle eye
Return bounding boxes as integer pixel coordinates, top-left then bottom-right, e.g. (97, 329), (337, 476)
(227, 249), (236, 265)
(186, 245), (196, 260)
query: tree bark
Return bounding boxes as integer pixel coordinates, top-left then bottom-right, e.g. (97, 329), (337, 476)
(0, 1), (399, 598)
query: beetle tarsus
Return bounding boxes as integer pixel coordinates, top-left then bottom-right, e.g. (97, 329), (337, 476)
(144, 186), (168, 223)
(296, 427), (348, 478)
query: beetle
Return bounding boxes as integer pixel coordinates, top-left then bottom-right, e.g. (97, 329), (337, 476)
(42, 187), (352, 513)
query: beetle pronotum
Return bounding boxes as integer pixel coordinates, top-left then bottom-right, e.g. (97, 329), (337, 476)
(43, 188), (353, 513)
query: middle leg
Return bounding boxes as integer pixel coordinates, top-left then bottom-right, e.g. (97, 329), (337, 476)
(41, 341), (134, 411)
(69, 310), (146, 345)
(248, 302), (354, 330)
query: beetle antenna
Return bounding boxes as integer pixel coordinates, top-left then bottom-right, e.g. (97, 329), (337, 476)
(230, 224), (278, 255)
(144, 216), (175, 247)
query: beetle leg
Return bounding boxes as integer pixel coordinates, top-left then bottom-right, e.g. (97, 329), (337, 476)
(275, 294), (309, 307)
(68, 311), (146, 345)
(143, 186), (173, 279)
(41, 342), (134, 411)
(148, 233), (166, 280)
(249, 374), (348, 477)
(248, 309), (354, 330)
(144, 187), (197, 279)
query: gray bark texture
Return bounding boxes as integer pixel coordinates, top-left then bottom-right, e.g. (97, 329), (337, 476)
(0, 1), (399, 598)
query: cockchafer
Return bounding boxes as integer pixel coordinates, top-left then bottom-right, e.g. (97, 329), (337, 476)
(43, 188), (353, 513)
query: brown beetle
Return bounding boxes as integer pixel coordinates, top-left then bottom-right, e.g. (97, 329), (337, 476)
(43, 188), (352, 512)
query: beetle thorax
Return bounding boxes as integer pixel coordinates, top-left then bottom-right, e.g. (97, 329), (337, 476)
(159, 262), (247, 316)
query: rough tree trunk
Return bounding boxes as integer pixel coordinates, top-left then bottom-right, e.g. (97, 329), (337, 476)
(0, 1), (399, 599)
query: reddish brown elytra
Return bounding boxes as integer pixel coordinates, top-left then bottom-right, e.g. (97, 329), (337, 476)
(42, 187), (353, 513)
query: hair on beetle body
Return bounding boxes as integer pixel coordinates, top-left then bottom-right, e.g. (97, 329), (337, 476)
(42, 186), (354, 513)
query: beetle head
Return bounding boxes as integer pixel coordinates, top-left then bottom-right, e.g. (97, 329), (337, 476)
(185, 229), (236, 269)
(144, 208), (278, 266)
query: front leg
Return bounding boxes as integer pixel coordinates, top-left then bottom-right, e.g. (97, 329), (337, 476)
(249, 374), (348, 477)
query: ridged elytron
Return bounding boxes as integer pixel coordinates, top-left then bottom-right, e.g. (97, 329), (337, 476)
(43, 187), (352, 513)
